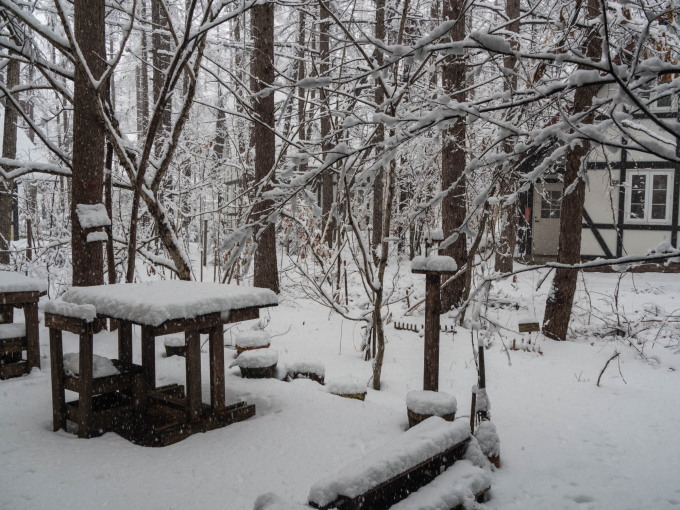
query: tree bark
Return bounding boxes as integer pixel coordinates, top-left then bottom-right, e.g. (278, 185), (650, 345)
(371, 0), (385, 254)
(0, 59), (19, 264)
(251, 0), (280, 293)
(494, 0), (520, 273)
(319, 0), (335, 246)
(543, 0), (602, 340)
(71, 0), (106, 287)
(440, 0), (467, 311)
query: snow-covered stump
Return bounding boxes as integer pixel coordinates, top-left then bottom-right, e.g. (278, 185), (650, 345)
(406, 390), (457, 429)
(231, 348), (278, 379)
(411, 256), (457, 391)
(326, 377), (366, 401)
(285, 359), (325, 385)
(235, 329), (271, 355)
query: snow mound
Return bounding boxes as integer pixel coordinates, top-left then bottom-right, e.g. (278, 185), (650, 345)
(253, 492), (308, 509)
(406, 390), (457, 416)
(75, 203), (111, 229)
(231, 348), (278, 369)
(235, 330), (271, 348)
(308, 417), (470, 507)
(390, 459), (491, 510)
(63, 353), (119, 378)
(286, 358), (325, 378)
(44, 300), (97, 323)
(474, 421), (500, 457)
(411, 255), (457, 273)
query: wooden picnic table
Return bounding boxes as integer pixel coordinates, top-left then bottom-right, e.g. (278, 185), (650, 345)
(61, 281), (278, 446)
(0, 272), (47, 379)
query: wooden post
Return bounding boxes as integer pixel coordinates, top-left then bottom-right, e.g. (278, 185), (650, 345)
(49, 328), (66, 431)
(185, 330), (202, 422)
(118, 321), (133, 364)
(78, 330), (94, 438)
(141, 326), (156, 388)
(209, 325), (225, 409)
(424, 273), (441, 391)
(24, 301), (40, 370)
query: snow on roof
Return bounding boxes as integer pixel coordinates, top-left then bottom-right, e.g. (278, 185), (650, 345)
(76, 203), (111, 229)
(62, 281), (278, 327)
(308, 417), (470, 507)
(0, 271), (48, 293)
(411, 255), (457, 273)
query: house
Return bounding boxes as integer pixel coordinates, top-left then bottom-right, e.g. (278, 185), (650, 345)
(519, 80), (679, 262)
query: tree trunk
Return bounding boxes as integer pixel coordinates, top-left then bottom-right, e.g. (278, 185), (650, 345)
(251, 0), (280, 293)
(371, 0), (385, 254)
(494, 0), (520, 273)
(71, 0), (106, 287)
(136, 0), (149, 136)
(0, 59), (19, 264)
(319, 0), (335, 246)
(543, 0), (602, 340)
(440, 0), (467, 311)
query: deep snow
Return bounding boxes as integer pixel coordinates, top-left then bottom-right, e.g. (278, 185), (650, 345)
(1, 268), (679, 509)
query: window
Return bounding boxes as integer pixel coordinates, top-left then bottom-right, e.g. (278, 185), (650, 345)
(625, 171), (673, 223)
(639, 82), (674, 111)
(540, 190), (562, 219)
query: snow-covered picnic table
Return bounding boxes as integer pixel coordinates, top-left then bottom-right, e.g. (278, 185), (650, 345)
(59, 281), (278, 446)
(0, 271), (47, 378)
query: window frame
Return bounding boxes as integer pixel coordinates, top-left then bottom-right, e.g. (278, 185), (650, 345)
(624, 169), (674, 224)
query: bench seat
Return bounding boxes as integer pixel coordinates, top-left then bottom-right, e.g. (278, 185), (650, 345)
(308, 417), (471, 510)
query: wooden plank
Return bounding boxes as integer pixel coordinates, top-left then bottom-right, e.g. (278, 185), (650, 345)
(24, 301), (40, 370)
(77, 331), (94, 438)
(209, 326), (225, 409)
(118, 321), (133, 364)
(222, 307), (259, 324)
(185, 330), (202, 422)
(49, 328), (66, 431)
(424, 273), (441, 392)
(151, 313), (221, 336)
(141, 326), (156, 388)
(0, 291), (40, 306)
(45, 313), (94, 335)
(0, 361), (29, 379)
(518, 322), (540, 333)
(0, 337), (27, 353)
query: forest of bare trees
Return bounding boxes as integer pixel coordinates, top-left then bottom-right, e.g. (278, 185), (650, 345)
(1, 0), (679, 388)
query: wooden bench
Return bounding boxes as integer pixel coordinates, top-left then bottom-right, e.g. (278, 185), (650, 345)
(307, 417), (473, 510)
(46, 303), (146, 439)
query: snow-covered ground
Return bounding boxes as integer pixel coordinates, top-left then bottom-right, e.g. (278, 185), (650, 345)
(1, 267), (679, 509)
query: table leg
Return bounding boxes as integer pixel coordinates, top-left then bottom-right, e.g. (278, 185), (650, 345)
(185, 330), (202, 422)
(118, 321), (133, 364)
(49, 329), (66, 431)
(209, 326), (225, 409)
(0, 304), (13, 324)
(24, 301), (40, 371)
(78, 331), (94, 438)
(141, 326), (156, 388)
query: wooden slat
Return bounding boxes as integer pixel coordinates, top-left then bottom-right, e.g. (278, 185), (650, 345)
(0, 361), (29, 379)
(223, 307), (259, 324)
(518, 322), (541, 333)
(151, 312), (221, 336)
(0, 337), (27, 353)
(0, 291), (40, 306)
(118, 321), (133, 364)
(45, 313), (95, 335)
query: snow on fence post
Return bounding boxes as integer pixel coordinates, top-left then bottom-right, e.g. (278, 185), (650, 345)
(411, 255), (457, 391)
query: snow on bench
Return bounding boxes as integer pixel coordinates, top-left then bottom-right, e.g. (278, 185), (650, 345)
(0, 271), (48, 293)
(307, 417), (471, 509)
(390, 460), (491, 510)
(0, 322), (26, 340)
(63, 353), (120, 378)
(44, 300), (97, 323)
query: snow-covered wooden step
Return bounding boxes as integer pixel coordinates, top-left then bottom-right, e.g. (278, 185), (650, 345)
(390, 460), (491, 510)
